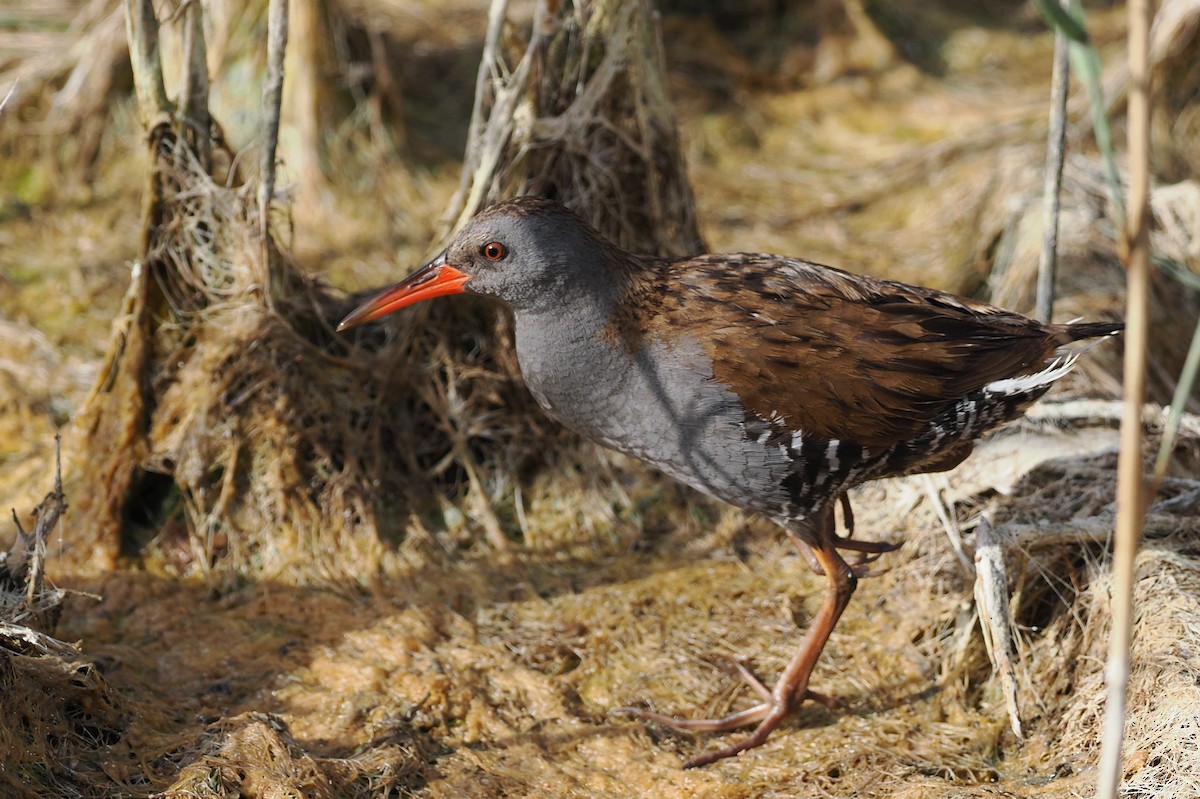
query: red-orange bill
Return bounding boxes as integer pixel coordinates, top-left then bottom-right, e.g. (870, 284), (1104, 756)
(337, 256), (470, 332)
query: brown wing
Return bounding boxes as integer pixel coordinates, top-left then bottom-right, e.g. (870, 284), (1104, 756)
(654, 255), (1061, 450)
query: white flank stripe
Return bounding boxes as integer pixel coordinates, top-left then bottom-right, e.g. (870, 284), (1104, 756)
(985, 355), (1079, 396)
(825, 439), (841, 472)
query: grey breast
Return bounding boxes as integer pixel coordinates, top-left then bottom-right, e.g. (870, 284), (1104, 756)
(513, 306), (793, 514)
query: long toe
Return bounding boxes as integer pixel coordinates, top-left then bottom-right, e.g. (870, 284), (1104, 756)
(732, 663), (838, 709)
(733, 662), (774, 703)
(613, 702), (776, 734)
(791, 539), (827, 575)
(682, 704), (794, 768)
(831, 535), (901, 554)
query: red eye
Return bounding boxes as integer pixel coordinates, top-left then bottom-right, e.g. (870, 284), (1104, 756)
(482, 241), (506, 260)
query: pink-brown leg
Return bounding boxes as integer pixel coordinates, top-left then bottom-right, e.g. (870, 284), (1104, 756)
(616, 510), (859, 768)
(794, 496), (900, 576)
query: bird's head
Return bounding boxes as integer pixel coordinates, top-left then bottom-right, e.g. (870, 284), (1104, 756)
(337, 196), (607, 331)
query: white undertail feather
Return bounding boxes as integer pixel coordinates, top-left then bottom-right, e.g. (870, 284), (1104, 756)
(825, 439), (841, 472)
(984, 354), (1079, 397)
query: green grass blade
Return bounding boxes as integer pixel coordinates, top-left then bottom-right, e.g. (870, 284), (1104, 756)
(1034, 0), (1127, 229)
(1153, 317), (1200, 488)
(1032, 0), (1090, 44)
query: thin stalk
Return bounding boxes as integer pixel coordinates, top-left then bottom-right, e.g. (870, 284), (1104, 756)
(1152, 320), (1200, 494)
(1037, 20), (1070, 323)
(1095, 1), (1151, 797)
(1034, 0), (1127, 229)
(123, 0), (170, 126)
(179, 0), (211, 171)
(260, 0), (289, 248)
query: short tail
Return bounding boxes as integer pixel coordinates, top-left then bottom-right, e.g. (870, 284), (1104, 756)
(1056, 320), (1124, 343)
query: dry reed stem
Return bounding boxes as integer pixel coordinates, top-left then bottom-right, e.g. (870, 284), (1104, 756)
(973, 514), (1023, 740)
(124, 0), (171, 127)
(1097, 0), (1152, 795)
(1037, 8), (1070, 323)
(260, 0), (288, 253)
(1, 436), (66, 632)
(179, 0), (211, 172)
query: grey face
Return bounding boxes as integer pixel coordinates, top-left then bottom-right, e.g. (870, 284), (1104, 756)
(337, 198), (612, 333)
(447, 205), (604, 314)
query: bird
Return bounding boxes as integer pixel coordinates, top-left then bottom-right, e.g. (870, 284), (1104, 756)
(337, 195), (1123, 768)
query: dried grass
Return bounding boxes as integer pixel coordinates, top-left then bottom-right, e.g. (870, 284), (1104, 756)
(66, 130), (554, 581)
(0, 623), (130, 799)
(158, 712), (427, 799)
(1059, 548), (1200, 799)
(0, 0), (129, 189)
(0, 445), (131, 799)
(443, 0), (705, 257)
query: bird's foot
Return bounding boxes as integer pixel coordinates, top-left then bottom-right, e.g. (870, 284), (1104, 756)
(794, 536), (901, 577)
(612, 701), (787, 768)
(616, 517), (858, 768)
(613, 666), (838, 768)
(729, 661), (840, 710)
(833, 535), (902, 576)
